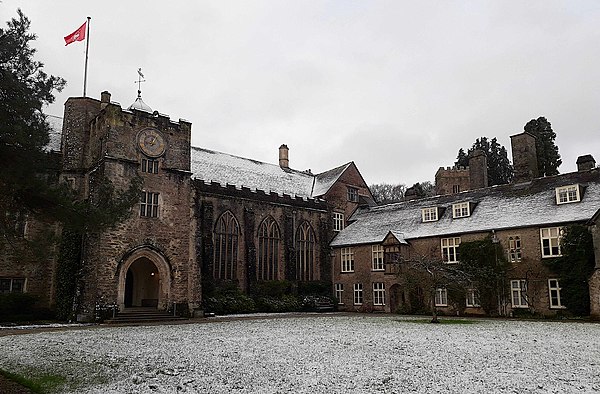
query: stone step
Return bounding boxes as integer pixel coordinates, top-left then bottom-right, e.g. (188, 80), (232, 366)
(105, 308), (187, 324)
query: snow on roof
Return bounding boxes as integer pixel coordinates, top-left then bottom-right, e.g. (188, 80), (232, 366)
(39, 115), (350, 198)
(190, 147), (350, 198)
(313, 163), (352, 197)
(45, 115), (63, 152)
(331, 169), (600, 247)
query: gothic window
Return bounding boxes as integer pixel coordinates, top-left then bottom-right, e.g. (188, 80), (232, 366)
(257, 216), (280, 281)
(296, 221), (316, 281)
(214, 211), (239, 280)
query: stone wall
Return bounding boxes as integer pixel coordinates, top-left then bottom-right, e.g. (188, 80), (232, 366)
(194, 181), (329, 295)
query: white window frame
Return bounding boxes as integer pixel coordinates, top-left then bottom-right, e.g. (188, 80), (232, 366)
(435, 288), (448, 307)
(555, 184), (580, 204)
(333, 212), (345, 232)
(548, 279), (565, 309)
(465, 289), (480, 307)
(373, 282), (385, 306)
(371, 245), (384, 271)
(335, 283), (344, 305)
(511, 279), (528, 308)
(540, 227), (562, 258)
(421, 207), (439, 222)
(452, 202), (470, 218)
(452, 185), (461, 194)
(508, 236), (522, 263)
(140, 191), (160, 218)
(441, 237), (461, 263)
(353, 283), (363, 305)
(341, 247), (355, 273)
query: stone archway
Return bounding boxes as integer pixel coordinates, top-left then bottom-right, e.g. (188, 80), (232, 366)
(117, 248), (171, 311)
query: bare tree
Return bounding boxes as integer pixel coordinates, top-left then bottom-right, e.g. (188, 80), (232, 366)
(392, 254), (471, 323)
(369, 183), (406, 204)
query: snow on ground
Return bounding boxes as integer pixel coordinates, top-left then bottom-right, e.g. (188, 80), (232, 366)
(1, 314), (600, 393)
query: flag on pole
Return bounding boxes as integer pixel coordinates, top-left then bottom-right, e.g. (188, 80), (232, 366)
(64, 21), (87, 46)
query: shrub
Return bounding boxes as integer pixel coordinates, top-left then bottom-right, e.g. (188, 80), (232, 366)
(254, 295), (301, 313)
(250, 280), (292, 298)
(0, 293), (54, 322)
(203, 292), (256, 315)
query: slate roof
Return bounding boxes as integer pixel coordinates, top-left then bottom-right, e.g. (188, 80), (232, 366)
(190, 147), (351, 198)
(331, 168), (600, 247)
(42, 116), (351, 198)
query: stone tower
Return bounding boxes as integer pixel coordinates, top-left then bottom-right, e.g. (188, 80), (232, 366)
(60, 91), (200, 320)
(468, 149), (488, 190)
(510, 132), (538, 183)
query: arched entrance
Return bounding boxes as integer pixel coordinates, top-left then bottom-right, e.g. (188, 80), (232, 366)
(124, 258), (160, 307)
(117, 247), (171, 311)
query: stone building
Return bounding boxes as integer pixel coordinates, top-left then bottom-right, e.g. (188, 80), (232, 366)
(0, 91), (373, 319)
(331, 134), (600, 317)
(434, 149), (488, 195)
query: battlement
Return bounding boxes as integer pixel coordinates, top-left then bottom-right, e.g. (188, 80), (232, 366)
(193, 179), (327, 210)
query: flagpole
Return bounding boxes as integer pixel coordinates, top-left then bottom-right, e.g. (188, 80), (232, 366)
(83, 16), (91, 97)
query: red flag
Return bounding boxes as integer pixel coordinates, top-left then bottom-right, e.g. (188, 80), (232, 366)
(64, 21), (86, 46)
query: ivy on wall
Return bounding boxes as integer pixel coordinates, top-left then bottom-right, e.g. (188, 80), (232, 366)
(545, 225), (595, 316)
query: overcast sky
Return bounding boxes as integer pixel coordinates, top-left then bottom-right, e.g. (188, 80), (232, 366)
(3, 1), (600, 186)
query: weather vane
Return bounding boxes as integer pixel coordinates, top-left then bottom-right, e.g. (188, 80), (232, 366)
(134, 68), (146, 98)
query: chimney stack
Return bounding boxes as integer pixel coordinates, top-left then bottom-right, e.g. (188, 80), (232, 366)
(279, 144), (289, 169)
(511, 132), (539, 183)
(576, 155), (596, 171)
(468, 149), (488, 190)
(100, 91), (111, 109)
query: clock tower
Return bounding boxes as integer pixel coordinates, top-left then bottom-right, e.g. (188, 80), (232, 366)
(60, 89), (200, 319)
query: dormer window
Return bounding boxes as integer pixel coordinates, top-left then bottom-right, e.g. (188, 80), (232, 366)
(452, 202), (470, 218)
(555, 185), (580, 204)
(421, 207), (438, 222)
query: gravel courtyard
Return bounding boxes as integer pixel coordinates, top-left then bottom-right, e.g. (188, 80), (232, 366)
(1, 314), (600, 393)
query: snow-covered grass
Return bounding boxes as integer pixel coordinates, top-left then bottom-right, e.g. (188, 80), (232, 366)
(1, 314), (600, 393)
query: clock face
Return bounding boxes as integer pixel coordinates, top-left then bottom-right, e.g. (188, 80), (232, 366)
(138, 128), (166, 157)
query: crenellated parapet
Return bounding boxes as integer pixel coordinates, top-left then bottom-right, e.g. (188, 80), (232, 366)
(193, 179), (327, 210)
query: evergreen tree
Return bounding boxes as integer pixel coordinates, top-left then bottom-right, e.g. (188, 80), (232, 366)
(1, 10), (140, 234)
(455, 137), (513, 186)
(523, 116), (562, 176)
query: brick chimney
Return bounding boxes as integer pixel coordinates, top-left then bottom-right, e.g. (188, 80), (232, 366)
(576, 155), (596, 171)
(468, 149), (488, 190)
(279, 144), (289, 169)
(100, 91), (111, 109)
(511, 132), (539, 183)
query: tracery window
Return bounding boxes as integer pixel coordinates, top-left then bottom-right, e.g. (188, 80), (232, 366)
(257, 217), (280, 281)
(296, 221), (316, 281)
(214, 211), (239, 280)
